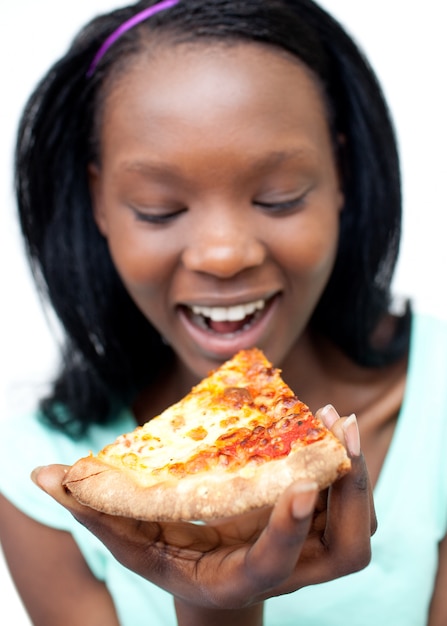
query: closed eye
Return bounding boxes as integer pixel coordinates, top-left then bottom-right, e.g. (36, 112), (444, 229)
(254, 193), (308, 214)
(130, 205), (187, 224)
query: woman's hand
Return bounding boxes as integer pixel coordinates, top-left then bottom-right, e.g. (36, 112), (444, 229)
(31, 407), (375, 616)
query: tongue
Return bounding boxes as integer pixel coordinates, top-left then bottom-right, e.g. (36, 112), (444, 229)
(208, 319), (247, 333)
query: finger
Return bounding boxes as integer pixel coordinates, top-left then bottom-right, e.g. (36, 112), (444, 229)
(317, 404), (349, 446)
(335, 414), (376, 534)
(323, 416), (376, 576)
(316, 404), (352, 454)
(31, 463), (128, 530)
(243, 481), (318, 591)
(316, 406), (376, 535)
(316, 404), (341, 431)
(31, 464), (80, 511)
(32, 465), (172, 581)
(31, 464), (145, 540)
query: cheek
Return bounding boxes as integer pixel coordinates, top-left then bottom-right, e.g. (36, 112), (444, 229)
(104, 224), (176, 296)
(274, 213), (340, 279)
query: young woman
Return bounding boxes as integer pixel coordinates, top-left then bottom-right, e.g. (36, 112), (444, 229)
(1, 1), (446, 624)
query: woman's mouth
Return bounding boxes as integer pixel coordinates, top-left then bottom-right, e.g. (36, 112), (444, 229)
(188, 299), (267, 334)
(181, 296), (276, 338)
(177, 294), (279, 359)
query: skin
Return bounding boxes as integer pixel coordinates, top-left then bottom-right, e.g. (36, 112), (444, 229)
(1, 41), (446, 625)
(90, 43), (344, 385)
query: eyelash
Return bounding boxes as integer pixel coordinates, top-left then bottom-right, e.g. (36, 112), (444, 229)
(130, 192), (308, 224)
(131, 206), (186, 224)
(255, 194), (307, 214)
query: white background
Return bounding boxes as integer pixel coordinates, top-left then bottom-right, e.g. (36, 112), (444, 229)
(1, 2), (446, 623)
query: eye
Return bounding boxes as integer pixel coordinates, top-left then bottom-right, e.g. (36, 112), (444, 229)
(130, 205), (186, 224)
(254, 192), (308, 215)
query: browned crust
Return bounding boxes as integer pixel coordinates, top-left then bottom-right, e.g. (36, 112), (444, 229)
(63, 438), (350, 521)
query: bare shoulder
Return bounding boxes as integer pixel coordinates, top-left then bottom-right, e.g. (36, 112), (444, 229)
(0, 493), (119, 626)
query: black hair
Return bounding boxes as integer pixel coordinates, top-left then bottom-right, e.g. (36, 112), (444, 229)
(15, 0), (411, 436)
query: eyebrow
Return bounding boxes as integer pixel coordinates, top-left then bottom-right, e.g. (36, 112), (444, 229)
(121, 148), (318, 178)
(121, 160), (183, 178)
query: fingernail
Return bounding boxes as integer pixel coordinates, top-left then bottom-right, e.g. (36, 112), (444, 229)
(342, 414), (361, 457)
(292, 482), (318, 519)
(320, 404), (339, 429)
(30, 466), (45, 486)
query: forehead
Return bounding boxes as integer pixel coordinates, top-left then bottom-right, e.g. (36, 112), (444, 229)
(97, 41), (330, 161)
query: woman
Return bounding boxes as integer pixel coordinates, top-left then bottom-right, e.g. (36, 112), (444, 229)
(1, 1), (445, 624)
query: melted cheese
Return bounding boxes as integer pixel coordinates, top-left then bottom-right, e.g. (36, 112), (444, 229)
(98, 348), (318, 484)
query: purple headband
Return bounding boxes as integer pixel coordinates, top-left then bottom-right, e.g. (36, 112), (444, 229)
(87, 0), (180, 77)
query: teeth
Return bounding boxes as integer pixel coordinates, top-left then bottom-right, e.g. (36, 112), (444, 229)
(191, 299), (265, 322)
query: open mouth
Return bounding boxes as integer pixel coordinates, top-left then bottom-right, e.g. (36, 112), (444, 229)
(182, 297), (274, 335)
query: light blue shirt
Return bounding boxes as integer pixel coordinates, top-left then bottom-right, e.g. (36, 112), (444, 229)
(1, 313), (446, 625)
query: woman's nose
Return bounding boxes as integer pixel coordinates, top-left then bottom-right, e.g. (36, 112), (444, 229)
(181, 210), (266, 278)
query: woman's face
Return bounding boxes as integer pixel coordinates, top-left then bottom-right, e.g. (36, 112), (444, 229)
(90, 42), (344, 378)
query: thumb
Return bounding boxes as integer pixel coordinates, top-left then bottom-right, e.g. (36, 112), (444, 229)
(31, 464), (87, 514)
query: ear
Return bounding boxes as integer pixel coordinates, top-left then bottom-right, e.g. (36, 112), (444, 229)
(88, 162), (108, 236)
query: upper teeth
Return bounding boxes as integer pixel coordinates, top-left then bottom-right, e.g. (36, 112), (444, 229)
(191, 299), (266, 322)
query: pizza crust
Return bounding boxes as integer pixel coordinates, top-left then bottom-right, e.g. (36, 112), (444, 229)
(62, 349), (352, 522)
(63, 436), (350, 521)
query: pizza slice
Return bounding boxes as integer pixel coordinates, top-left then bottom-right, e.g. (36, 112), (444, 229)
(63, 348), (351, 521)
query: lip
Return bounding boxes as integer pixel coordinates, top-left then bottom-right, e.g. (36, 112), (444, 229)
(177, 293), (280, 359)
(180, 289), (279, 309)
